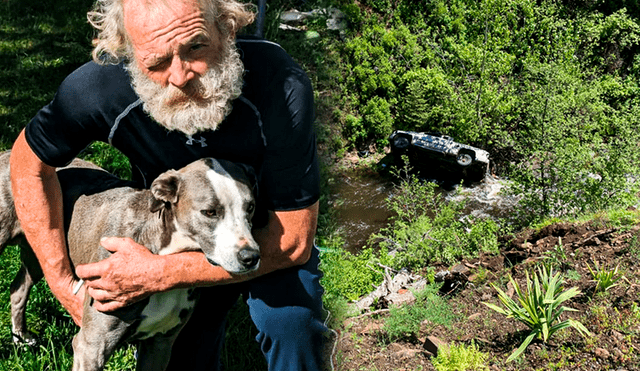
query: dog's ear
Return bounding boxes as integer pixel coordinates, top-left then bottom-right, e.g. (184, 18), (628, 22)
(150, 169), (181, 212)
(235, 163), (258, 198)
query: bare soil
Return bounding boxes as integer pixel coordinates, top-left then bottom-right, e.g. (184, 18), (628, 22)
(329, 221), (640, 370)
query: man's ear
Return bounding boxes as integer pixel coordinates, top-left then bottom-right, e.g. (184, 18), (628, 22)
(150, 169), (181, 212)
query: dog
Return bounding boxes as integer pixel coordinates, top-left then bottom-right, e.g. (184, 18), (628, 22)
(0, 150), (260, 370)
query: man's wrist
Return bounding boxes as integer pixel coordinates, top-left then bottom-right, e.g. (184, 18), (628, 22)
(153, 254), (175, 292)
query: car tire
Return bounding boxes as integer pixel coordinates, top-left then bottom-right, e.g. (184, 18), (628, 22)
(456, 152), (473, 167)
(392, 136), (410, 150)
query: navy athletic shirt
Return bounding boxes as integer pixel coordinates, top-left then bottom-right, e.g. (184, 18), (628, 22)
(25, 38), (320, 220)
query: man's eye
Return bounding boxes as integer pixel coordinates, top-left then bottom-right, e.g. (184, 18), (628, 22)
(201, 209), (218, 218)
(190, 43), (206, 52)
(148, 59), (170, 72)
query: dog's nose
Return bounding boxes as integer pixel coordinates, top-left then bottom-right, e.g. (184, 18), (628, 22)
(237, 248), (260, 269)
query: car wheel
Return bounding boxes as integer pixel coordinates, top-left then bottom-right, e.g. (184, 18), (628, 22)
(456, 152), (473, 166)
(392, 136), (410, 150)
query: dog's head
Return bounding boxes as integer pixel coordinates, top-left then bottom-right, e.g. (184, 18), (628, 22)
(149, 158), (260, 274)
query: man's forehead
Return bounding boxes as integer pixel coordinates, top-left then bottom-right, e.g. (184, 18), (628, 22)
(123, 0), (211, 51)
(123, 0), (205, 30)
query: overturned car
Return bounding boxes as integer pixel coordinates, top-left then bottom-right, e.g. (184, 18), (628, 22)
(389, 130), (490, 182)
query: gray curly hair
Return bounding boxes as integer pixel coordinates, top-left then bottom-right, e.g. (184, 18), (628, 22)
(87, 0), (255, 64)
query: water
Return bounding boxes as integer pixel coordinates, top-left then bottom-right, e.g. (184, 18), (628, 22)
(327, 172), (396, 254)
(328, 171), (517, 253)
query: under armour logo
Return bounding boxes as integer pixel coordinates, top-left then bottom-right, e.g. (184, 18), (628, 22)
(186, 135), (207, 147)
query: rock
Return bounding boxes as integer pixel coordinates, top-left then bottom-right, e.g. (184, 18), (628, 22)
(468, 313), (482, 320)
(392, 348), (424, 361)
(595, 347), (610, 360)
(434, 270), (450, 282)
(422, 336), (448, 357)
(451, 263), (470, 275)
(505, 280), (515, 299)
(385, 290), (416, 306)
(353, 269), (426, 312)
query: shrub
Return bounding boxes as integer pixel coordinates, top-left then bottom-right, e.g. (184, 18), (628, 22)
(375, 163), (499, 269)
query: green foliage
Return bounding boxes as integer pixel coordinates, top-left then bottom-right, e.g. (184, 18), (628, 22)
(327, 0), (640, 226)
(483, 266), (591, 362)
(319, 246), (391, 303)
(431, 341), (489, 371)
(375, 162), (499, 269)
(541, 237), (569, 271)
(586, 260), (624, 293)
(383, 284), (457, 342)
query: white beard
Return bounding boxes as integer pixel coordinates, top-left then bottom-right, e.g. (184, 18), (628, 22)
(127, 42), (244, 136)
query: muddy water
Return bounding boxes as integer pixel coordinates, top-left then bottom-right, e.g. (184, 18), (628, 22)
(328, 172), (516, 253)
(327, 172), (396, 254)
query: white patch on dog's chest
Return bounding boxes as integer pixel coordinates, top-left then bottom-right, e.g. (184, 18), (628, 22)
(135, 289), (195, 339)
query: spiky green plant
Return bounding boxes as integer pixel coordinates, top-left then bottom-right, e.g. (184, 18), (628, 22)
(483, 266), (591, 362)
(586, 260), (623, 293)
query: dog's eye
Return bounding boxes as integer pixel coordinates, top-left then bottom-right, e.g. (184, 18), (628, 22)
(247, 203), (255, 214)
(201, 209), (218, 218)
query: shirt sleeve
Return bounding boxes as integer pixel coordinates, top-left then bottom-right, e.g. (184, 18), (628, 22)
(24, 62), (122, 167)
(258, 58), (320, 211)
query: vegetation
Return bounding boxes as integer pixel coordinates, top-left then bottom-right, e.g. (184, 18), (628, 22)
(1, 0), (640, 369)
(586, 260), (624, 293)
(325, 0), (640, 225)
(483, 266), (591, 362)
(383, 283), (458, 342)
(431, 341), (489, 371)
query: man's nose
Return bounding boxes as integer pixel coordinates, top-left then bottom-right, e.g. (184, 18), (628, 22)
(167, 55), (195, 88)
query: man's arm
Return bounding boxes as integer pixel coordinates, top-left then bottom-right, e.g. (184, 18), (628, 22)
(10, 130), (85, 325)
(75, 201), (319, 312)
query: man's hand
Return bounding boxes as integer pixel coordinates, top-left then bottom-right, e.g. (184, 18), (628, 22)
(75, 237), (164, 312)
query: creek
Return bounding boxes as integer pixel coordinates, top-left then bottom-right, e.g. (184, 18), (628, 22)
(327, 170), (518, 254)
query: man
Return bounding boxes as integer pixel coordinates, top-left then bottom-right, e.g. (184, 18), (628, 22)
(9, 0), (327, 369)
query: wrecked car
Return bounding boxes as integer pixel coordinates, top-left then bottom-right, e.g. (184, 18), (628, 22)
(389, 130), (490, 182)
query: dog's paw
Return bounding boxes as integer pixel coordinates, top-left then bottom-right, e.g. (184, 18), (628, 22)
(12, 331), (38, 347)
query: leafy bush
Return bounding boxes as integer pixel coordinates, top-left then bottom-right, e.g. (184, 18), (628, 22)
(319, 247), (389, 302)
(374, 164), (499, 270)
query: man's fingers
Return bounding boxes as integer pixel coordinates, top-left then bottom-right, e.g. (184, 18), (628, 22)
(86, 286), (115, 302)
(75, 260), (107, 280)
(92, 300), (127, 313)
(99, 236), (127, 252)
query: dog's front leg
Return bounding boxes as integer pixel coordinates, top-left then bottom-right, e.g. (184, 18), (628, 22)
(135, 330), (184, 371)
(72, 306), (131, 371)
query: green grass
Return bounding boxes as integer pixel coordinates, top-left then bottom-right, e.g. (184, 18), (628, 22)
(0, 242), (267, 370)
(383, 284), (458, 342)
(0, 0), (95, 150)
